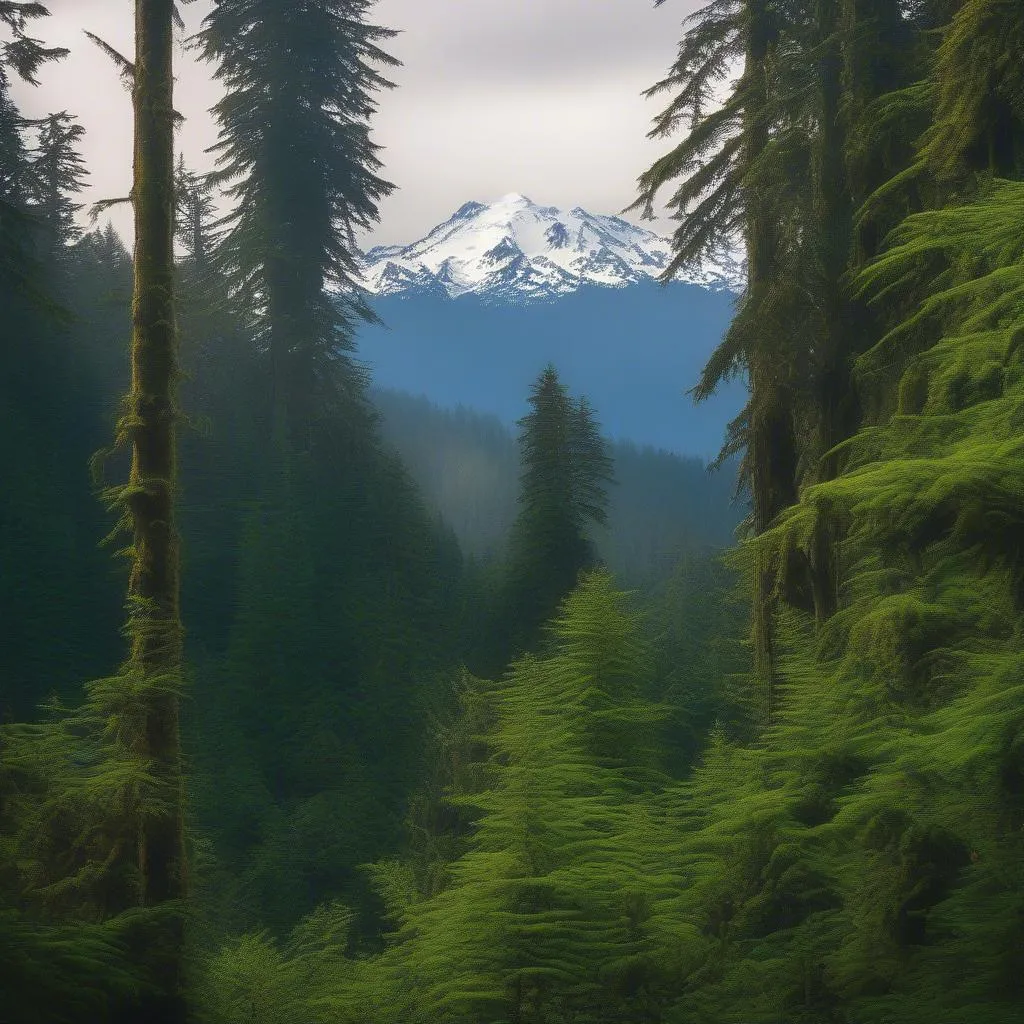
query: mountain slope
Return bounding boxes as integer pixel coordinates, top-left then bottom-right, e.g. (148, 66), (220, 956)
(355, 279), (745, 460)
(356, 193), (744, 300)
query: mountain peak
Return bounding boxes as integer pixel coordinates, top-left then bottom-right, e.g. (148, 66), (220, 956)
(356, 194), (744, 300)
(452, 200), (486, 220)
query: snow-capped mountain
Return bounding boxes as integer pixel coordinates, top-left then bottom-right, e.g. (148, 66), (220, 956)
(355, 193), (744, 301)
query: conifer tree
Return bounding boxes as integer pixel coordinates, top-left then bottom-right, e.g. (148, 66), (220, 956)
(182, 3), (469, 942)
(386, 573), (670, 1024)
(633, 0), (803, 724)
(173, 153), (216, 273)
(501, 365), (613, 661)
(27, 110), (86, 256)
(197, 0), (399, 445)
(0, 1), (67, 308)
(92, 0), (187, 1019)
(0, 6), (165, 1017)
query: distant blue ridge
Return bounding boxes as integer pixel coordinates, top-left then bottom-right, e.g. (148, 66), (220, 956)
(353, 279), (747, 462)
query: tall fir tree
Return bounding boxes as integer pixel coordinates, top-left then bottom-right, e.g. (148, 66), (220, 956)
(360, 573), (672, 1024)
(27, 110), (86, 257)
(173, 154), (217, 274)
(91, 1), (188, 1019)
(197, 0), (399, 445)
(0, 2), (67, 311)
(633, 0), (804, 724)
(187, 0), (467, 943)
(500, 365), (614, 664)
(0, 5), (160, 1019)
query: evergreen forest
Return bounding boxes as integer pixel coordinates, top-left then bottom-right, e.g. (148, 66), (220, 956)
(1, 1), (1022, 1022)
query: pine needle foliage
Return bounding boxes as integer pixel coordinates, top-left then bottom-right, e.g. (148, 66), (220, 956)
(0, 703), (177, 1018)
(196, 0), (399, 441)
(685, 3), (1024, 1017)
(920, 0), (1024, 181)
(0, 2), (68, 87)
(607, 2), (1024, 1019)
(500, 366), (615, 663)
(193, 898), (357, 1024)
(374, 571), (679, 1024)
(26, 110), (87, 253)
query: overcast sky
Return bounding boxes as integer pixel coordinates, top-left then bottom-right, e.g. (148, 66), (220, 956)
(11, 0), (703, 248)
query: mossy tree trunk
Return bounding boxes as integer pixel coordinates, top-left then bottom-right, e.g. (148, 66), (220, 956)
(122, 0), (186, 1019)
(744, 0), (798, 726)
(807, 0), (853, 625)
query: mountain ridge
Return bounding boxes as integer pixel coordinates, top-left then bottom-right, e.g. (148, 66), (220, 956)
(354, 278), (746, 461)
(355, 193), (745, 301)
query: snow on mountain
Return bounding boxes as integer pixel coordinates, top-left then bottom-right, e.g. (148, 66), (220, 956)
(355, 193), (744, 301)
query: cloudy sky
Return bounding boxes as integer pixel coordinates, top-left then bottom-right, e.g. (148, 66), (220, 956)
(11, 0), (703, 248)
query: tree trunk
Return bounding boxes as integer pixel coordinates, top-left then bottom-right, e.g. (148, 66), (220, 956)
(808, 0), (851, 625)
(744, 0), (797, 726)
(125, 0), (186, 1019)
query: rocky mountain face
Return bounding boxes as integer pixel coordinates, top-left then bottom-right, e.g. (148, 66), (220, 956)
(355, 193), (745, 301)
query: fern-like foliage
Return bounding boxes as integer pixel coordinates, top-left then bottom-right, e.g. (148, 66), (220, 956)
(354, 572), (683, 1024)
